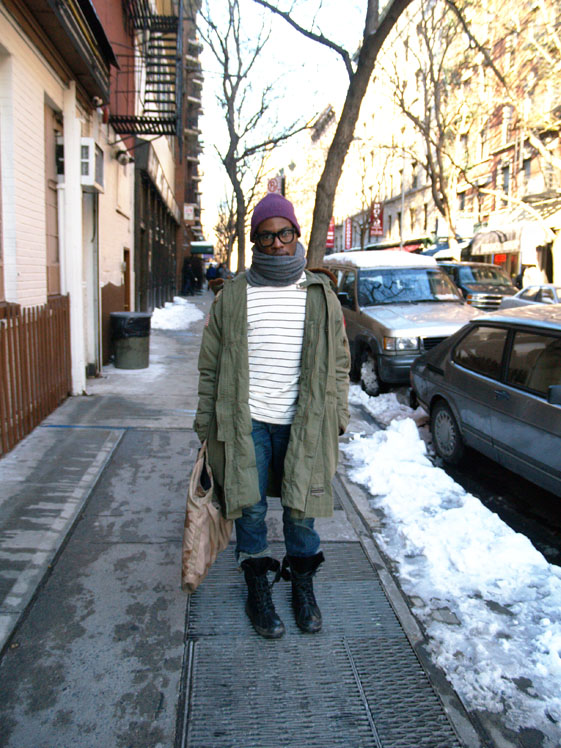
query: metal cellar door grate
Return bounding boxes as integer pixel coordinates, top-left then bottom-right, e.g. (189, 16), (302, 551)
(178, 541), (463, 748)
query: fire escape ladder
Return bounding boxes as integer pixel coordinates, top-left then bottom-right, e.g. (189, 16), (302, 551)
(110, 2), (183, 143)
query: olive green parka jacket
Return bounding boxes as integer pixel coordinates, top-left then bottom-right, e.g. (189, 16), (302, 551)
(194, 270), (350, 520)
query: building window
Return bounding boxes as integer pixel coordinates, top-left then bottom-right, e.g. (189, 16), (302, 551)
(388, 214), (392, 236)
(502, 106), (513, 145)
(460, 133), (468, 163)
(423, 203), (428, 232)
(523, 158), (531, 182)
(479, 128), (488, 160)
(410, 207), (416, 231)
(397, 211), (402, 238)
(502, 164), (510, 194)
(458, 192), (466, 211)
(411, 162), (418, 189)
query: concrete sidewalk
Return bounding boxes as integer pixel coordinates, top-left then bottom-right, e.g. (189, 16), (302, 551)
(0, 291), (483, 747)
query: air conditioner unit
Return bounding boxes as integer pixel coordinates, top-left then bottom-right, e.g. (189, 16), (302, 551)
(80, 137), (104, 193)
(54, 136), (104, 193)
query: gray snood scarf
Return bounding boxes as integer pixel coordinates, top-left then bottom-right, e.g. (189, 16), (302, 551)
(246, 242), (306, 287)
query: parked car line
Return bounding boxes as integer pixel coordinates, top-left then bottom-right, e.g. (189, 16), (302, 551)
(438, 261), (518, 311)
(410, 305), (561, 497)
(499, 284), (561, 309)
(323, 250), (479, 396)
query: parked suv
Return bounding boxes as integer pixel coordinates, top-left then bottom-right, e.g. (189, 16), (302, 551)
(438, 261), (517, 311)
(323, 251), (479, 395)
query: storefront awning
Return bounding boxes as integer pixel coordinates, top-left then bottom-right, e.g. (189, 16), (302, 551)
(471, 229), (519, 255)
(471, 221), (552, 262)
(190, 241), (214, 255)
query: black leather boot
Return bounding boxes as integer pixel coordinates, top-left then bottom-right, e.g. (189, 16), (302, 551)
(284, 552), (324, 633)
(241, 557), (285, 639)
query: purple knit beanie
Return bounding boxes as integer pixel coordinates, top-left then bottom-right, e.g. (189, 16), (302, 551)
(250, 193), (301, 241)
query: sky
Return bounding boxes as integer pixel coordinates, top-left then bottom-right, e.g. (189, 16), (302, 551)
(198, 0), (367, 243)
(152, 296), (561, 746)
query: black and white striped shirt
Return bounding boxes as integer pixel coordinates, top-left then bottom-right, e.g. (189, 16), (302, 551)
(247, 276), (308, 424)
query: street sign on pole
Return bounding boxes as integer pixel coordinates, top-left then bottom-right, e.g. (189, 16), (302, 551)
(267, 177), (281, 194)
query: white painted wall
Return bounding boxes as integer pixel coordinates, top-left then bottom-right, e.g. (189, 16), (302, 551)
(0, 9), (136, 391)
(0, 12), (67, 305)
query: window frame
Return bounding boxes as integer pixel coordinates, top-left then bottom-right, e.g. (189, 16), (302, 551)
(452, 323), (510, 381)
(504, 328), (561, 398)
(453, 322), (561, 401)
(337, 269), (357, 310)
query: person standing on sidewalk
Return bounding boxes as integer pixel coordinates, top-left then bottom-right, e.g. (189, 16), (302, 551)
(194, 193), (350, 639)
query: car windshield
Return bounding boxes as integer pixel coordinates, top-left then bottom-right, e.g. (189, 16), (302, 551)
(357, 267), (461, 306)
(457, 266), (511, 285)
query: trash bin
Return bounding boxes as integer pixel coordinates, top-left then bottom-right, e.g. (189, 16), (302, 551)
(110, 311), (152, 369)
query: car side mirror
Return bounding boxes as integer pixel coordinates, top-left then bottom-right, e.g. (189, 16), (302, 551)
(547, 385), (561, 405)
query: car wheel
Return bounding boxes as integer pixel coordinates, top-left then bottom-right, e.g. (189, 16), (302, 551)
(431, 401), (464, 464)
(350, 348), (361, 382)
(360, 351), (381, 397)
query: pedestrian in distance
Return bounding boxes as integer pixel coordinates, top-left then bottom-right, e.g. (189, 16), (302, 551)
(206, 263), (219, 282)
(194, 192), (350, 639)
(181, 258), (195, 296)
(217, 262), (232, 279)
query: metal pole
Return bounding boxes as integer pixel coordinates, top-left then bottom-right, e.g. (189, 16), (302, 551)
(400, 149), (405, 250)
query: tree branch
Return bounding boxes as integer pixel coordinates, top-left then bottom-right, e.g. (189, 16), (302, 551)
(252, 0), (354, 79)
(443, 0), (510, 92)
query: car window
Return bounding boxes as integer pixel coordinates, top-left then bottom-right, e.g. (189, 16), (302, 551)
(539, 287), (556, 303)
(458, 266), (511, 285)
(339, 271), (356, 309)
(507, 332), (561, 395)
(453, 326), (508, 379)
(440, 266), (455, 281)
(356, 267), (460, 305)
(519, 287), (541, 301)
(334, 269), (345, 287)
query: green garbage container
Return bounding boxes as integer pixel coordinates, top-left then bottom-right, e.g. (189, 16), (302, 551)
(110, 311), (152, 369)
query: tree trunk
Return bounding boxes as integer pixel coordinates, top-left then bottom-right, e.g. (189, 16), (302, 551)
(235, 187), (247, 273)
(224, 155), (247, 273)
(306, 0), (415, 268)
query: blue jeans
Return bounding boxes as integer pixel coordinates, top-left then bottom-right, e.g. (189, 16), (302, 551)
(235, 419), (320, 562)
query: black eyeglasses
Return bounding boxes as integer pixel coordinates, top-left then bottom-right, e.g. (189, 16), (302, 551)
(255, 227), (296, 248)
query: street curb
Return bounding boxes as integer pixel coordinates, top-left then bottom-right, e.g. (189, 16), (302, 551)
(334, 467), (486, 748)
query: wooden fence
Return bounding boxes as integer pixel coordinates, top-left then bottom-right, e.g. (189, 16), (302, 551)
(0, 295), (71, 455)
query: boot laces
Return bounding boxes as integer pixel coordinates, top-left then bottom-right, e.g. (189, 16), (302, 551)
(252, 575), (276, 615)
(293, 575), (317, 608)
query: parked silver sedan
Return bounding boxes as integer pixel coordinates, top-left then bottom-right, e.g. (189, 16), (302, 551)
(410, 305), (561, 497)
(499, 284), (561, 309)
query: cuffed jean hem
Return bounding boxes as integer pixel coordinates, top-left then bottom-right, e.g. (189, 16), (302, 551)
(235, 547), (272, 566)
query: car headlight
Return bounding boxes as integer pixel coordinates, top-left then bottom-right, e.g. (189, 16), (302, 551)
(466, 293), (480, 305)
(383, 336), (419, 352)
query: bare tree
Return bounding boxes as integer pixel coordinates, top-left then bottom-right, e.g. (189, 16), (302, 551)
(381, 0), (561, 247)
(214, 151), (273, 271)
(214, 196), (237, 266)
(254, 0), (416, 267)
(446, 0), (561, 173)
(352, 143), (394, 248)
(199, 0), (309, 271)
(379, 0), (470, 248)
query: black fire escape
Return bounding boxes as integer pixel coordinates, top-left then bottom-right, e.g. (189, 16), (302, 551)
(109, 0), (183, 146)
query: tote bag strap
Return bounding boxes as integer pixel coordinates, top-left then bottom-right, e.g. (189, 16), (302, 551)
(189, 440), (213, 501)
